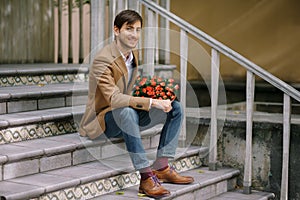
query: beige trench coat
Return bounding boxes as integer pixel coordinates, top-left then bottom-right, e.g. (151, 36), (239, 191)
(79, 41), (151, 139)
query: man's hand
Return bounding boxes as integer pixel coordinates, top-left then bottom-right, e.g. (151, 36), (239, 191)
(151, 99), (172, 112)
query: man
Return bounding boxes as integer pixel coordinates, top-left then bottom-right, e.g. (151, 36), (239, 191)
(79, 10), (194, 198)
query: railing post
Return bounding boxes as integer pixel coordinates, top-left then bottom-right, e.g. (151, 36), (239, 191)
(209, 48), (220, 171)
(90, 0), (106, 63)
(154, 0), (159, 63)
(79, 0), (84, 63)
(159, 0), (170, 64)
(179, 29), (188, 147)
(129, 0), (141, 55)
(281, 94), (291, 200)
(116, 0), (127, 13)
(243, 71), (255, 194)
(128, 0), (140, 11)
(68, 0), (73, 63)
(143, 7), (155, 76)
(109, 0), (116, 42)
(110, 0), (127, 42)
(57, 0), (63, 63)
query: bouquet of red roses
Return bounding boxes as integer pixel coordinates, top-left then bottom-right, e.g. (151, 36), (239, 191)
(132, 76), (179, 101)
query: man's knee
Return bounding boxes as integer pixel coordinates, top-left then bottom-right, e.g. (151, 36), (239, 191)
(172, 101), (183, 116)
(119, 107), (138, 121)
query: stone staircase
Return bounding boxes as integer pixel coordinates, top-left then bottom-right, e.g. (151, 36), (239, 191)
(94, 169), (274, 200)
(0, 64), (275, 200)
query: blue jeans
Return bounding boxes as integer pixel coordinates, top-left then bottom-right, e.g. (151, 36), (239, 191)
(104, 100), (183, 170)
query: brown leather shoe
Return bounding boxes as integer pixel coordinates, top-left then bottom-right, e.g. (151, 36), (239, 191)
(139, 175), (170, 198)
(153, 166), (194, 184)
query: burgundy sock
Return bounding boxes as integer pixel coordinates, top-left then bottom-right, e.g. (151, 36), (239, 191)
(140, 167), (154, 181)
(153, 157), (169, 171)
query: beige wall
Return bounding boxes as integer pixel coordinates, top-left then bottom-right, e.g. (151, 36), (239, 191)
(54, 3), (91, 64)
(170, 0), (300, 82)
(0, 0), (54, 64)
(14, 0), (298, 83)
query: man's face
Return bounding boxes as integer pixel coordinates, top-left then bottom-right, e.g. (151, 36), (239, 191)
(114, 20), (142, 51)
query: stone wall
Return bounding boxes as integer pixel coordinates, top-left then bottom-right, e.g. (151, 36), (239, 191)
(189, 116), (300, 200)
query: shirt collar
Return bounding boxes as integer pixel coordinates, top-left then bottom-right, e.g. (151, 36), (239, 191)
(119, 51), (134, 66)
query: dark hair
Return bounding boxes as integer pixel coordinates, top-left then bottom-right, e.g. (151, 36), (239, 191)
(114, 10), (143, 29)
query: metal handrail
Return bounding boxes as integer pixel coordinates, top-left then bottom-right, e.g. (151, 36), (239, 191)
(138, 0), (300, 102)
(138, 0), (295, 198)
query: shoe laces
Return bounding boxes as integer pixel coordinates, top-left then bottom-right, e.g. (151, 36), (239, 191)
(169, 166), (176, 174)
(151, 175), (161, 186)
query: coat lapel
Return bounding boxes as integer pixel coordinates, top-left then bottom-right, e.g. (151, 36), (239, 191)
(111, 41), (128, 89)
(111, 41), (140, 94)
(126, 49), (139, 94)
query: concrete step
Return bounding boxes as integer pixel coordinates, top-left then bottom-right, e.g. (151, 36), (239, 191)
(0, 103), (189, 145)
(0, 106), (208, 145)
(0, 105), (85, 144)
(94, 187), (275, 200)
(0, 64), (88, 87)
(208, 190), (275, 200)
(0, 63), (176, 87)
(0, 146), (206, 200)
(0, 64), (177, 114)
(0, 82), (88, 114)
(0, 124), (170, 180)
(90, 167), (241, 200)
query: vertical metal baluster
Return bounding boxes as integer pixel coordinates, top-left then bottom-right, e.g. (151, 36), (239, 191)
(90, 0), (105, 63)
(137, 1), (142, 63)
(243, 71), (255, 194)
(79, 0), (83, 63)
(90, 0), (98, 61)
(128, 0), (140, 11)
(68, 0), (73, 63)
(179, 29), (188, 147)
(110, 0), (117, 42)
(159, 0), (170, 64)
(116, 0), (126, 13)
(209, 48), (220, 171)
(154, 0), (159, 63)
(281, 94), (291, 200)
(143, 8), (155, 77)
(58, 0), (62, 63)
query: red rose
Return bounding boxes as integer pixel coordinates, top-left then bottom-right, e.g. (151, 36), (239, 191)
(151, 81), (156, 86)
(132, 76), (179, 101)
